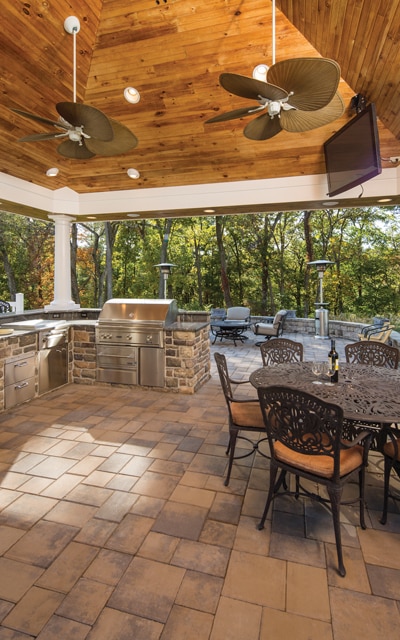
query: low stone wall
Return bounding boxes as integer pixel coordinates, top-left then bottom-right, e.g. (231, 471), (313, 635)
(251, 316), (400, 346)
(72, 325), (97, 384)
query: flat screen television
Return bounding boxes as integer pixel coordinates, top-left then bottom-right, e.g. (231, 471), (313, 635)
(323, 102), (382, 197)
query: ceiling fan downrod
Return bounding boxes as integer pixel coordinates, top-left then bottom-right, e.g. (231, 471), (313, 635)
(64, 16), (80, 104)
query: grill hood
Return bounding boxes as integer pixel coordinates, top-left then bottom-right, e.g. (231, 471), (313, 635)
(98, 298), (178, 325)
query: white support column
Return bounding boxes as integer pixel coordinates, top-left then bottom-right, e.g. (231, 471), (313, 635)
(45, 214), (80, 310)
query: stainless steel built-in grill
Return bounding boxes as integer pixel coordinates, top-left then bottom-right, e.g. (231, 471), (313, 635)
(96, 298), (178, 387)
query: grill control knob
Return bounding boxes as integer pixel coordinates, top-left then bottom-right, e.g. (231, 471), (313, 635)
(146, 335), (153, 343)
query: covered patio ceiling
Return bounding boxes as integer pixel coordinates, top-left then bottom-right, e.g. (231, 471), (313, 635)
(0, 0), (399, 222)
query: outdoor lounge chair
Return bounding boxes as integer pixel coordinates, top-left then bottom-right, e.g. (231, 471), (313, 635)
(253, 310), (287, 346)
(358, 323), (394, 343)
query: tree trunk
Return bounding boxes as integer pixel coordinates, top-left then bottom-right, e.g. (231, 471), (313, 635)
(215, 216), (232, 307)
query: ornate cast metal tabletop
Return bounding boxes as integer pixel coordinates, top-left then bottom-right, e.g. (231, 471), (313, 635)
(249, 362), (400, 426)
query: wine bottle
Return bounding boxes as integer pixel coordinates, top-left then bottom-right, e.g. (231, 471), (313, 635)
(328, 339), (339, 383)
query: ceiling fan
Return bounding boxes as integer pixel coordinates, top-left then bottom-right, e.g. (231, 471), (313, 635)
(206, 1), (344, 140)
(11, 16), (138, 159)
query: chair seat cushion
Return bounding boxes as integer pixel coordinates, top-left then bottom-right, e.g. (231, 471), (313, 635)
(383, 438), (400, 460)
(274, 441), (364, 478)
(255, 323), (277, 336)
(231, 401), (265, 428)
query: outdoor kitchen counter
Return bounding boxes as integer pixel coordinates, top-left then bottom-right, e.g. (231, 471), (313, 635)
(0, 316), (211, 410)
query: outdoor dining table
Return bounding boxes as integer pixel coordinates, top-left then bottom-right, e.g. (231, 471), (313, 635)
(249, 361), (400, 427)
(210, 319), (250, 346)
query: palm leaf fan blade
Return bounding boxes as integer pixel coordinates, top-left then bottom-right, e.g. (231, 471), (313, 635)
(85, 120), (138, 157)
(280, 93), (345, 133)
(57, 139), (95, 159)
(219, 73), (288, 101)
(244, 113), (282, 140)
(56, 103), (114, 141)
(206, 106), (264, 123)
(267, 58), (341, 111)
(11, 108), (68, 129)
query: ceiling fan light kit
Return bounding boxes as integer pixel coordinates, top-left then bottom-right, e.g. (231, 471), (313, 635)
(11, 16), (138, 160)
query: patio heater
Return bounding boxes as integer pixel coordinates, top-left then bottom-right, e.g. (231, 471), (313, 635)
(155, 263), (176, 299)
(308, 260), (334, 339)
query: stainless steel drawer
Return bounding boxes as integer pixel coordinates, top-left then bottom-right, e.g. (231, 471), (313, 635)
(5, 376), (35, 409)
(4, 353), (36, 386)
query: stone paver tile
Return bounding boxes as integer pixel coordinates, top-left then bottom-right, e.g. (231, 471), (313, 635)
(74, 518), (117, 546)
(179, 471), (209, 488)
(95, 491), (138, 522)
(28, 456), (77, 479)
(137, 531), (180, 563)
(5, 520), (78, 567)
(36, 615), (91, 640)
(199, 520), (237, 548)
(84, 548), (132, 585)
(105, 513), (154, 554)
(168, 484), (215, 509)
(56, 578), (113, 625)
(326, 543), (370, 591)
(210, 596), (262, 640)
(153, 502), (208, 540)
(233, 515), (270, 555)
(119, 455), (153, 477)
(44, 501), (97, 528)
(68, 456), (107, 476)
(108, 557), (185, 623)
(330, 586), (400, 640)
(96, 452), (132, 473)
(358, 528), (400, 569)
(188, 453), (227, 476)
(241, 488), (268, 518)
(0, 494), (57, 529)
(0, 472), (31, 490)
(208, 492), (243, 525)
(86, 607), (163, 640)
(160, 605), (213, 640)
(2, 586), (64, 636)
(306, 511), (359, 548)
(19, 476), (53, 495)
(222, 549), (286, 609)
(131, 471), (180, 499)
(0, 558), (44, 602)
(82, 470), (116, 487)
(0, 526), (25, 555)
(172, 539), (230, 577)
(64, 483), (113, 507)
(260, 607), (333, 640)
(130, 495), (166, 518)
(286, 561), (330, 621)
(366, 564), (400, 599)
(36, 542), (99, 593)
(270, 531), (326, 568)
(175, 570), (223, 614)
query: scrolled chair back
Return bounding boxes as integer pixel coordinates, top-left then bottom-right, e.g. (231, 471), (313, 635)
(345, 341), (399, 369)
(260, 337), (303, 367)
(258, 385), (344, 480)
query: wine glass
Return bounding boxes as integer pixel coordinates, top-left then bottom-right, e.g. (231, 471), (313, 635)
(311, 361), (323, 384)
(322, 360), (334, 385)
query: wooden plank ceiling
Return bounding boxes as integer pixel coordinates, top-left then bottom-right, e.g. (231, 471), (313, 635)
(0, 0), (399, 211)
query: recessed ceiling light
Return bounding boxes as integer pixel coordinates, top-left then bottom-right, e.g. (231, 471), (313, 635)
(46, 167), (59, 177)
(124, 87), (140, 104)
(322, 201), (339, 206)
(87, 216), (96, 220)
(252, 64), (269, 82)
(203, 208), (215, 213)
(127, 213), (140, 218)
(127, 168), (140, 179)
(378, 198), (393, 203)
